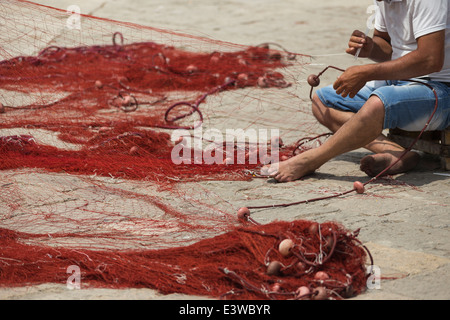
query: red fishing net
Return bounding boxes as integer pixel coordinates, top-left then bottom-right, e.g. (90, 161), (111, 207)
(1, 220), (370, 300)
(0, 0), (371, 300)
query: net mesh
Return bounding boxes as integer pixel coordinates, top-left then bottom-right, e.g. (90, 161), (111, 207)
(0, 0), (370, 300)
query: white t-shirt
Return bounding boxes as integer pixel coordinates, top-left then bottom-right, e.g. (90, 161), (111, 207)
(374, 0), (450, 82)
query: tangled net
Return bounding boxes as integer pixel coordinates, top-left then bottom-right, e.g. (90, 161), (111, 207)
(0, 29), (296, 181)
(0, 0), (372, 300)
(1, 220), (370, 300)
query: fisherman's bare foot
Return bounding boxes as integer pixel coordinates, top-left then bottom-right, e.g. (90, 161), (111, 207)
(360, 151), (420, 177)
(262, 151), (318, 182)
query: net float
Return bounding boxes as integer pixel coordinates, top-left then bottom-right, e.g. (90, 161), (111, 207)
(286, 52), (296, 60)
(353, 181), (365, 194)
(266, 260), (282, 276)
(295, 286), (310, 298)
(312, 286), (328, 300)
(343, 285), (355, 298)
(271, 282), (281, 292)
(175, 136), (183, 144)
(238, 58), (248, 66)
(308, 222), (319, 235)
(314, 271), (330, 281)
(307, 74), (320, 87)
(296, 261), (306, 272)
(237, 73), (248, 87)
(269, 52), (282, 60)
(278, 239), (294, 257)
(95, 80), (103, 89)
(237, 207), (250, 221)
(121, 95), (131, 106)
(257, 76), (269, 88)
(186, 64), (198, 73)
(129, 146), (139, 156)
(210, 55), (220, 64)
(325, 234), (334, 250)
(224, 76), (235, 86)
(175, 136), (187, 146)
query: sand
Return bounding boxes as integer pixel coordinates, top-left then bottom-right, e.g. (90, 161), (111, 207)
(0, 0), (449, 301)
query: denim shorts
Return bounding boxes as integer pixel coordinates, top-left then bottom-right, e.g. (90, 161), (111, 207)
(316, 79), (450, 131)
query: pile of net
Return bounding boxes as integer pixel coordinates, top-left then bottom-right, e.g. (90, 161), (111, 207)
(0, 0), (371, 300)
(1, 220), (370, 300)
(0, 29), (294, 180)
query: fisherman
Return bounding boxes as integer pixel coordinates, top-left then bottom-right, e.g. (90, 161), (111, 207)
(269, 0), (450, 182)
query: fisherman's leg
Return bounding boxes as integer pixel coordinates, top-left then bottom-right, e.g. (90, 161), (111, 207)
(270, 95), (386, 182)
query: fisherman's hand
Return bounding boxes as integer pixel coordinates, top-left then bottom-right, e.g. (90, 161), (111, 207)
(346, 30), (373, 58)
(333, 65), (369, 98)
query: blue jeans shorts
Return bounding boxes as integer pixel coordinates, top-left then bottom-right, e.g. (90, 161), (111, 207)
(316, 79), (450, 131)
